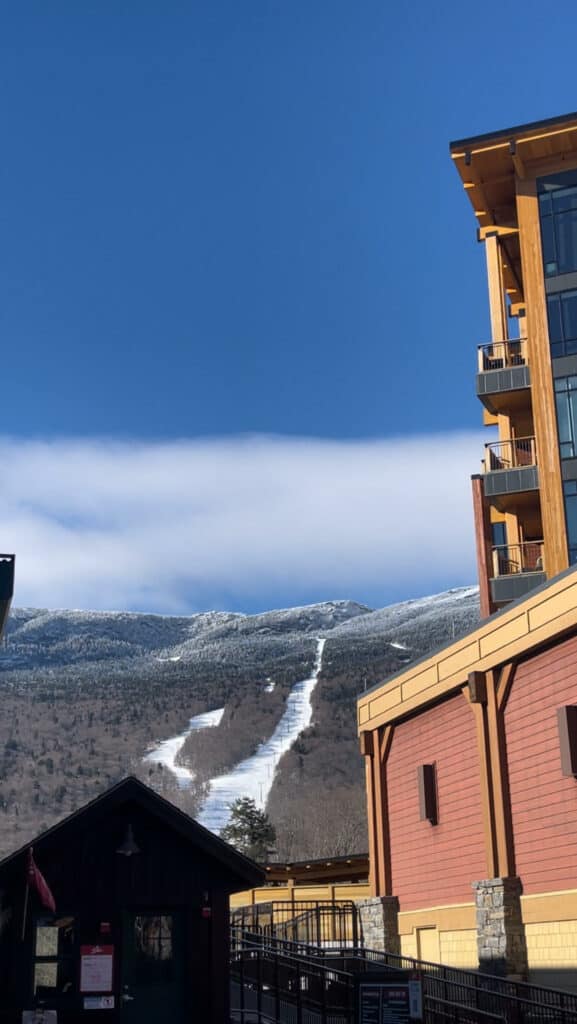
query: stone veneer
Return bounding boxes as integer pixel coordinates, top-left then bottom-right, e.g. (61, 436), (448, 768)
(355, 896), (400, 953)
(473, 877), (528, 977)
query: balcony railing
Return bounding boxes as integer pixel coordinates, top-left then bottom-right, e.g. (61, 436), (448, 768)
(478, 338), (527, 373)
(491, 541), (544, 578)
(484, 436), (536, 473)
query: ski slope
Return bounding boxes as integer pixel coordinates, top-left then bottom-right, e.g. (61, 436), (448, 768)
(144, 707), (224, 787)
(197, 638), (326, 834)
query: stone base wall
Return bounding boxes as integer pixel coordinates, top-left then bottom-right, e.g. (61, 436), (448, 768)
(356, 896), (400, 953)
(473, 877), (528, 977)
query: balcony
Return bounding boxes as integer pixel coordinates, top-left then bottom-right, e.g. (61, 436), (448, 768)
(490, 541), (546, 605)
(483, 437), (539, 507)
(476, 339), (530, 413)
(0, 554), (15, 640)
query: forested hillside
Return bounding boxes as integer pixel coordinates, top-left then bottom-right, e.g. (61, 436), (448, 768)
(0, 588), (479, 859)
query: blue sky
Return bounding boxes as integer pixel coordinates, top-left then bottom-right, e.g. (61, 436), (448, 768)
(2, 1), (576, 613)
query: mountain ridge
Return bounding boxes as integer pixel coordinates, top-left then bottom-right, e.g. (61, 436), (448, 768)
(0, 586), (480, 860)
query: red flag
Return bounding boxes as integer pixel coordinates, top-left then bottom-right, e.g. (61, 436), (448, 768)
(27, 848), (56, 912)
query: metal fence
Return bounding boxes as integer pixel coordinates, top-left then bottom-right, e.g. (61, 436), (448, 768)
(232, 931), (577, 1024)
(231, 901), (359, 949)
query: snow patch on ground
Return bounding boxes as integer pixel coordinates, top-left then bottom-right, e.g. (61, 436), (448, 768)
(389, 641), (408, 650)
(144, 707), (225, 787)
(264, 679), (275, 693)
(197, 638), (326, 834)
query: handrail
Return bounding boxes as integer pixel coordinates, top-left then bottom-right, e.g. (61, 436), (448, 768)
(484, 437), (536, 472)
(232, 931), (577, 1024)
(478, 339), (527, 373)
(491, 541), (544, 577)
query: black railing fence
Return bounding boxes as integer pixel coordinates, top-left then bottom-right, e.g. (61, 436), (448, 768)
(231, 929), (577, 1024)
(231, 901), (359, 949)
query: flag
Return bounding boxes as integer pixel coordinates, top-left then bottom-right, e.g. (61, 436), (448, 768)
(27, 848), (56, 912)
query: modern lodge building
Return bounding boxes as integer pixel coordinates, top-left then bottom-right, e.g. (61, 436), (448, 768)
(357, 112), (577, 988)
(453, 112), (577, 616)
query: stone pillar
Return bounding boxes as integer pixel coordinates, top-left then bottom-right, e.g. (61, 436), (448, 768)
(473, 877), (528, 978)
(355, 896), (400, 953)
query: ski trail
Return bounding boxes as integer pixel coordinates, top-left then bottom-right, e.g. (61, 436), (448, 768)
(143, 707), (225, 787)
(197, 638), (326, 834)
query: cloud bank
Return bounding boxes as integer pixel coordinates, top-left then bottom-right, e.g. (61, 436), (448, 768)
(0, 433), (483, 613)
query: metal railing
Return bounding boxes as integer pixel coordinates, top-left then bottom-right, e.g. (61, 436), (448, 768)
(231, 938), (356, 1024)
(484, 437), (536, 473)
(231, 901), (359, 949)
(478, 340), (527, 373)
(491, 542), (544, 578)
(232, 932), (577, 1024)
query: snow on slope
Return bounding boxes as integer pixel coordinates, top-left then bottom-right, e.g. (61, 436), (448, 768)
(196, 638), (327, 834)
(144, 707), (225, 787)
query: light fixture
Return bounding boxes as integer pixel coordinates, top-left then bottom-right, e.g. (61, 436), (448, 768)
(116, 824), (141, 857)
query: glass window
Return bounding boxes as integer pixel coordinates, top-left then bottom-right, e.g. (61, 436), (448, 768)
(554, 376), (577, 458)
(546, 290), (577, 358)
(538, 170), (577, 277)
(132, 915), (174, 986)
(563, 481), (577, 564)
(33, 916), (76, 999)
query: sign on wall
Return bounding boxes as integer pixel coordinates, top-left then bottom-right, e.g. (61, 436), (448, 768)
(80, 944), (114, 993)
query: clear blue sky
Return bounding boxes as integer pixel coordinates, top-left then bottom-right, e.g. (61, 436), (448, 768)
(2, 1), (577, 613)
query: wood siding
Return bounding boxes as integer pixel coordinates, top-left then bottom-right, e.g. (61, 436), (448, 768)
(387, 693), (486, 911)
(505, 632), (577, 893)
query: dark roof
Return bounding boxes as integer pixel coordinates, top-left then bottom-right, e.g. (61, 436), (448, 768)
(450, 109), (577, 152)
(0, 776), (264, 888)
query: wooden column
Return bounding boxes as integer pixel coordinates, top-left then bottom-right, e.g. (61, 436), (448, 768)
(485, 234), (508, 343)
(516, 178), (568, 578)
(464, 677), (498, 878)
(360, 726), (394, 897)
(471, 475), (494, 618)
(466, 666), (517, 880)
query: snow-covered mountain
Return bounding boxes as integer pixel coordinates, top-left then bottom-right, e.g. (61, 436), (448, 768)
(0, 587), (479, 860)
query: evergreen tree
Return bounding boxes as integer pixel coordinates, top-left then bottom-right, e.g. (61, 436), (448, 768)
(221, 797), (276, 862)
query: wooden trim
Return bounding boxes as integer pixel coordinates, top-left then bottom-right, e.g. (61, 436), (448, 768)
(370, 725), (394, 897)
(485, 669), (516, 877)
(496, 661), (516, 713)
(364, 748), (379, 897)
(516, 176), (568, 578)
(471, 476), (494, 619)
(478, 225), (519, 241)
(358, 569), (577, 734)
(463, 682), (498, 878)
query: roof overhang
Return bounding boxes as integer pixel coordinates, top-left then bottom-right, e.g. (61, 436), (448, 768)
(450, 111), (577, 308)
(358, 563), (577, 734)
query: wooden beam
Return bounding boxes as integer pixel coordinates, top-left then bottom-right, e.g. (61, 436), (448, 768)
(516, 178), (569, 577)
(485, 234), (508, 343)
(471, 475), (494, 619)
(477, 225), (519, 241)
(372, 725), (394, 897)
(463, 681), (498, 878)
(486, 668), (516, 877)
(364, 746), (379, 897)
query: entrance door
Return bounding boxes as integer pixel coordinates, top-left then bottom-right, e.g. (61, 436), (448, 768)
(121, 911), (186, 1023)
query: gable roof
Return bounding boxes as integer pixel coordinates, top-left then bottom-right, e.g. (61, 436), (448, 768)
(0, 776), (264, 889)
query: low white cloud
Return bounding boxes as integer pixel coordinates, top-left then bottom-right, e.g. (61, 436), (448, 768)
(0, 433), (483, 612)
